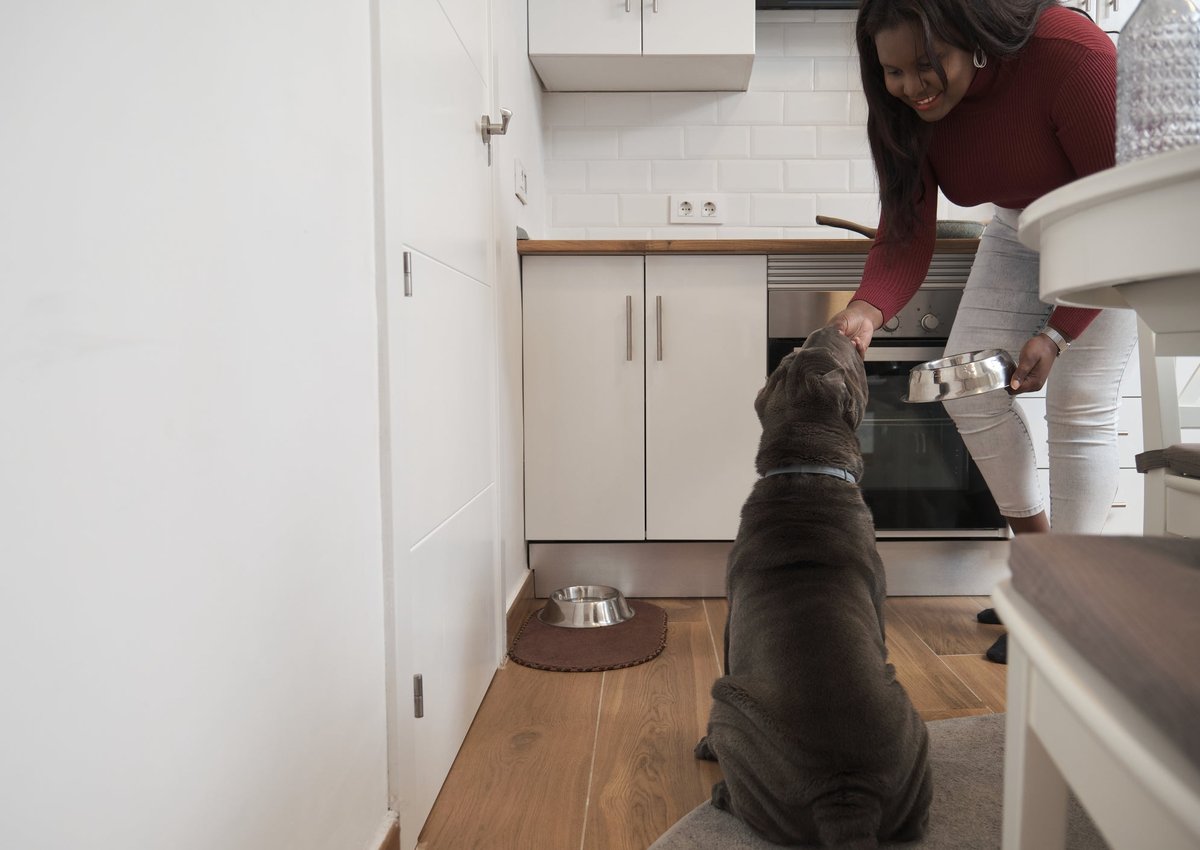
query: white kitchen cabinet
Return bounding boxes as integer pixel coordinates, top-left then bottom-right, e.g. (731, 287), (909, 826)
(522, 255), (647, 540)
(523, 254), (766, 541)
(527, 0), (755, 92)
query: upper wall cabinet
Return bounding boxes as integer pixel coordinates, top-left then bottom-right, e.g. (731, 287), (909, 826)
(528, 0), (755, 92)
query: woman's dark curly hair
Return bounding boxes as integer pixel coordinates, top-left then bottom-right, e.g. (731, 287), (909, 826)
(856, 0), (1060, 240)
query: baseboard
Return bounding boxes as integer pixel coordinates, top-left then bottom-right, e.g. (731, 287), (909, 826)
(367, 813), (399, 850)
(505, 568), (538, 650)
(527, 539), (1012, 597)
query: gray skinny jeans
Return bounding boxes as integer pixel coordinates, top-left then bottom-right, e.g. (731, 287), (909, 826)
(942, 207), (1138, 533)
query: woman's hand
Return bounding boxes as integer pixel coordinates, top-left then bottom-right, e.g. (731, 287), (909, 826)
(1008, 333), (1061, 394)
(828, 301), (884, 356)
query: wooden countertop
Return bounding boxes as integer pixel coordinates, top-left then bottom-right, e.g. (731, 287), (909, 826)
(517, 238), (980, 255)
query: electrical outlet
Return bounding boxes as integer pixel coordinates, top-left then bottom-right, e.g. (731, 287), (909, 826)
(669, 194), (725, 224)
(514, 159), (528, 205)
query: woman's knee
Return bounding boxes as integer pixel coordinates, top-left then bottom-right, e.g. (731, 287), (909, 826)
(942, 392), (1017, 435)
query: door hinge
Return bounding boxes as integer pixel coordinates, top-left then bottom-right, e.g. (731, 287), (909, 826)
(403, 251), (413, 297)
(413, 673), (424, 718)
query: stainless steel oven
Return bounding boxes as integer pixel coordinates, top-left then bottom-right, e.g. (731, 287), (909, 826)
(767, 254), (1006, 540)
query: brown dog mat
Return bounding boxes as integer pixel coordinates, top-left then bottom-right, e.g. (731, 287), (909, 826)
(508, 600), (668, 672)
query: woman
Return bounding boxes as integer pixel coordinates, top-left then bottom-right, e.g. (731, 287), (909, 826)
(829, 0), (1137, 663)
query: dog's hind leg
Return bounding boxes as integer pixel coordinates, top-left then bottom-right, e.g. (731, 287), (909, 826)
(694, 735), (718, 761)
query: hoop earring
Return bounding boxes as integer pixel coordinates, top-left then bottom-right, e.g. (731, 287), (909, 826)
(973, 47), (987, 69)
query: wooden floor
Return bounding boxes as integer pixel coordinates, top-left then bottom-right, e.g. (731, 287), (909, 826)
(417, 596), (1006, 850)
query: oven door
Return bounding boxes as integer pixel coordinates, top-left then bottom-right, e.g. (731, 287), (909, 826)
(768, 338), (1006, 537)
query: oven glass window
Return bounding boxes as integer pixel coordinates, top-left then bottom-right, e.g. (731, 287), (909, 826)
(768, 340), (1004, 535)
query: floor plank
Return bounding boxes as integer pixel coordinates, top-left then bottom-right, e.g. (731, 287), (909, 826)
(886, 596), (1005, 656)
(942, 654), (1008, 713)
(417, 663), (602, 849)
(885, 617), (990, 717)
(582, 618), (722, 850)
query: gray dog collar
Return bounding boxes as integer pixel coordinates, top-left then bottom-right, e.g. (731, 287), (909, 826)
(762, 464), (858, 484)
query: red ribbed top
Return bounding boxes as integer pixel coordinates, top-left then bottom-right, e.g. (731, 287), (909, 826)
(855, 6), (1116, 341)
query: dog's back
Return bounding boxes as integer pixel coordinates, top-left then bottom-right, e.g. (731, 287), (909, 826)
(696, 328), (932, 848)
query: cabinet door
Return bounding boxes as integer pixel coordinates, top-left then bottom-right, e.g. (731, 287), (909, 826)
(645, 255), (766, 539)
(642, 0), (755, 56)
(528, 0), (641, 56)
(523, 256), (646, 540)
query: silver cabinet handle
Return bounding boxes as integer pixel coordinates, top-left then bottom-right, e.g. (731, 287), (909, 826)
(626, 0), (631, 11)
(653, 0), (660, 11)
(403, 251), (413, 297)
(1111, 502), (1128, 509)
(626, 295), (633, 361)
(1118, 430), (1130, 437)
(656, 295), (663, 361)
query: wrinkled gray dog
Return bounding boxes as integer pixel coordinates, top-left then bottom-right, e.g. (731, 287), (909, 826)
(695, 326), (932, 850)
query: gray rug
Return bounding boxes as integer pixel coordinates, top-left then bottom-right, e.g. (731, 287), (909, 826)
(650, 713), (1109, 849)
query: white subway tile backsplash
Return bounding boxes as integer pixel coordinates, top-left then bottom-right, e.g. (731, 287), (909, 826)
(620, 126), (686, 159)
(814, 58), (854, 91)
(538, 21), (989, 238)
(785, 160), (849, 192)
(586, 93), (654, 126)
(651, 160), (718, 192)
(784, 92), (851, 125)
(783, 22), (856, 57)
(542, 94), (588, 127)
(816, 193), (880, 226)
(818, 126), (870, 157)
(748, 58), (815, 92)
(717, 92), (785, 125)
(619, 194), (671, 226)
(554, 195), (619, 227)
(755, 21), (787, 57)
(552, 128), (619, 161)
(720, 160), (783, 192)
(651, 92), (719, 125)
(752, 193), (818, 227)
(546, 161), (588, 193)
(588, 160), (652, 193)
(850, 159), (878, 193)
(685, 126), (752, 159)
(752, 125), (817, 158)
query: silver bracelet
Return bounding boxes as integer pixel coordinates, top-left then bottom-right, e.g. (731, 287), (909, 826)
(1038, 326), (1071, 356)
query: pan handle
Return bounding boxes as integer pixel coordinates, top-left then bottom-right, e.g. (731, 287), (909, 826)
(815, 215), (877, 239)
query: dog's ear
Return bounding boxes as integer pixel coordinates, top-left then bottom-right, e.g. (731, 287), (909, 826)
(818, 368), (864, 430)
(755, 352), (793, 422)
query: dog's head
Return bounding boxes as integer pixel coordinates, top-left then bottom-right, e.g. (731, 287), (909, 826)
(755, 326), (868, 433)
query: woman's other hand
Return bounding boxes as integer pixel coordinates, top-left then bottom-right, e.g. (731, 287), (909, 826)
(1008, 333), (1060, 394)
(828, 301), (884, 356)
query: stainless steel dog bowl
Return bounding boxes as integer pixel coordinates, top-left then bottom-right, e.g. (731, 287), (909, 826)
(903, 349), (1016, 403)
(538, 585), (636, 628)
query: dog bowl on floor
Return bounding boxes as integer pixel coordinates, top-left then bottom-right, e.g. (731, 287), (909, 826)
(903, 349), (1015, 403)
(538, 585), (636, 628)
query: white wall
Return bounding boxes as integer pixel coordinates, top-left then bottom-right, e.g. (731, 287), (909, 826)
(0, 4), (389, 849)
(492, 0), (549, 607)
(541, 11), (991, 238)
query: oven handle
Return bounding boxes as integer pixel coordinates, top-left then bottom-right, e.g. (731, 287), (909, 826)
(863, 346), (946, 363)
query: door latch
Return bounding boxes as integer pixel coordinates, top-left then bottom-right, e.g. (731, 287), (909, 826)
(481, 107), (512, 165)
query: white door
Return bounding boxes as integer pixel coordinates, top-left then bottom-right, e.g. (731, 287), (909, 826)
(645, 255), (766, 539)
(522, 256), (646, 540)
(642, 0), (754, 56)
(378, 0), (500, 847)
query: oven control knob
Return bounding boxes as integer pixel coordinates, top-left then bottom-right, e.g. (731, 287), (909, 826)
(920, 313), (940, 332)
(881, 317), (900, 333)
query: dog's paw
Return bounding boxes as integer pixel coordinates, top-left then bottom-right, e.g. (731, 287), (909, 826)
(711, 780), (732, 811)
(694, 736), (718, 761)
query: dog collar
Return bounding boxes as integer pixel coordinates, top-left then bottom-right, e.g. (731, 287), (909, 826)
(762, 464), (858, 484)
